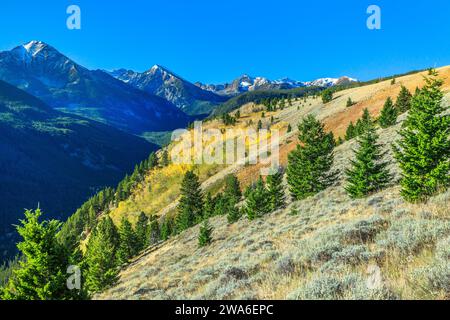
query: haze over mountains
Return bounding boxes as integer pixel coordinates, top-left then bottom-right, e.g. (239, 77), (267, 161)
(0, 79), (155, 259)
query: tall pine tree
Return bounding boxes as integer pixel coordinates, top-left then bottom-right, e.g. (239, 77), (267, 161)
(378, 97), (398, 128)
(116, 217), (139, 265)
(176, 171), (204, 232)
(395, 86), (413, 114)
(224, 174), (242, 205)
(245, 177), (271, 220)
(287, 115), (336, 200)
(1, 209), (76, 300)
(266, 169), (285, 210)
(135, 212), (149, 251)
(198, 219), (213, 247)
(345, 123), (391, 198)
(393, 74), (450, 202)
(84, 216), (119, 294)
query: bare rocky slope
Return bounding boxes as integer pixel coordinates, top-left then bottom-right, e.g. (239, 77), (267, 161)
(96, 68), (450, 300)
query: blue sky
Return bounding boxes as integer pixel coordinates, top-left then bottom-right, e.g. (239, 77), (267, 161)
(1, 0), (450, 83)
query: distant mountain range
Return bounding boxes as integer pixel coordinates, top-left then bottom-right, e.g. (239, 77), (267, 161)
(195, 75), (358, 96)
(0, 79), (156, 259)
(108, 66), (227, 115)
(0, 41), (190, 135)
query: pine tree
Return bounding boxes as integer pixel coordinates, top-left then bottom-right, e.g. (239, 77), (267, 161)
(224, 174), (242, 205)
(148, 216), (160, 245)
(160, 216), (174, 241)
(176, 171), (204, 232)
(198, 219), (213, 247)
(1, 209), (76, 300)
(245, 177), (271, 220)
(395, 86), (412, 114)
(148, 152), (158, 168)
(257, 120), (263, 130)
(161, 149), (170, 167)
(266, 169), (285, 210)
(203, 192), (215, 219)
(345, 121), (356, 140)
(393, 74), (450, 202)
(135, 212), (149, 251)
(391, 78), (396, 85)
(84, 216), (119, 294)
(322, 89), (333, 104)
(378, 97), (398, 128)
(287, 115), (336, 200)
(345, 123), (391, 198)
(116, 217), (139, 265)
(287, 124), (292, 133)
(226, 197), (241, 224)
(346, 97), (354, 107)
(355, 108), (373, 136)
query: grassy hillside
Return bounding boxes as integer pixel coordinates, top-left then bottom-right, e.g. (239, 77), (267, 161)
(38, 65), (447, 300)
(0, 80), (156, 261)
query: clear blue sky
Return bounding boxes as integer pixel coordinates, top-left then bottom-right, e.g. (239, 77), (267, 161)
(1, 0), (449, 83)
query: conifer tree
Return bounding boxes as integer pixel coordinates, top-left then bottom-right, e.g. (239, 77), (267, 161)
(266, 169), (285, 210)
(393, 74), (450, 202)
(1, 209), (75, 300)
(345, 123), (391, 198)
(224, 174), (242, 205)
(116, 218), (139, 265)
(322, 89), (333, 103)
(84, 216), (119, 294)
(198, 219), (213, 247)
(226, 197), (241, 224)
(287, 115), (336, 200)
(135, 212), (149, 251)
(176, 171), (204, 232)
(257, 120), (263, 130)
(148, 152), (158, 168)
(160, 216), (174, 241)
(245, 177), (271, 220)
(378, 97), (398, 128)
(203, 192), (215, 219)
(395, 86), (413, 114)
(347, 97), (354, 107)
(345, 121), (356, 140)
(161, 149), (170, 167)
(148, 216), (160, 245)
(287, 124), (292, 133)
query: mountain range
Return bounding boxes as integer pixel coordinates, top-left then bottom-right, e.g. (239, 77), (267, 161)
(0, 41), (190, 135)
(195, 74), (358, 96)
(108, 66), (227, 115)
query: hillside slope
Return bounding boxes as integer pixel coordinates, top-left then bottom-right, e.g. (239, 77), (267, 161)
(95, 67), (450, 300)
(0, 80), (156, 260)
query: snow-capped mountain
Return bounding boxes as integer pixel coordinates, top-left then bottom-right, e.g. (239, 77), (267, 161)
(0, 41), (190, 134)
(108, 65), (227, 115)
(196, 75), (358, 96)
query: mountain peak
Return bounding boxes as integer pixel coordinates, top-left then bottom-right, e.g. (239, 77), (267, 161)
(22, 40), (50, 55)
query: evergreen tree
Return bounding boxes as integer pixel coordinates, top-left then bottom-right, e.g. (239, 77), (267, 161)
(198, 219), (213, 247)
(176, 171), (204, 232)
(1, 209), (76, 300)
(148, 152), (159, 168)
(224, 174), (242, 204)
(345, 121), (356, 140)
(160, 216), (174, 241)
(287, 124), (292, 133)
(161, 149), (170, 167)
(226, 197), (241, 224)
(203, 192), (215, 219)
(378, 97), (398, 128)
(135, 212), (149, 251)
(345, 124), (391, 198)
(245, 177), (271, 220)
(148, 216), (160, 245)
(266, 169), (285, 210)
(257, 120), (263, 130)
(346, 97), (354, 107)
(84, 216), (119, 294)
(395, 86), (413, 114)
(322, 89), (333, 103)
(287, 115), (336, 200)
(391, 78), (396, 85)
(393, 74), (450, 202)
(355, 108), (373, 135)
(116, 218), (139, 265)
